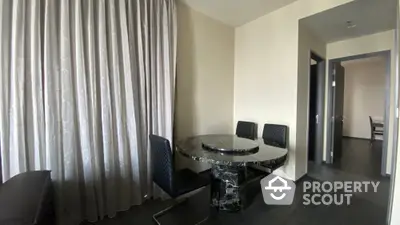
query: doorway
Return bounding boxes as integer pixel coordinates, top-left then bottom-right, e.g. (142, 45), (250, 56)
(326, 51), (391, 177)
(299, 0), (397, 223)
(307, 52), (325, 164)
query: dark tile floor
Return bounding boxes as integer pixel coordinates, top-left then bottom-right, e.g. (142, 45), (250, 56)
(332, 138), (383, 179)
(308, 138), (390, 211)
(84, 138), (390, 225)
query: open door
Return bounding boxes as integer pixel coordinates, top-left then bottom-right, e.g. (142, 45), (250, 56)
(330, 62), (345, 163)
(315, 61), (326, 164)
(308, 53), (326, 165)
(308, 65), (318, 162)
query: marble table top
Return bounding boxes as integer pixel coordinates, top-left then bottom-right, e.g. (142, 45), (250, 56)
(176, 134), (288, 166)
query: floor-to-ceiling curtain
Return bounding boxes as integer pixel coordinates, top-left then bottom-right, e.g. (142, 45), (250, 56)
(0, 0), (176, 223)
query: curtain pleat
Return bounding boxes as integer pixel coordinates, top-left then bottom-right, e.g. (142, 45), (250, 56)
(0, 0), (11, 182)
(9, 0), (27, 176)
(0, 0), (177, 223)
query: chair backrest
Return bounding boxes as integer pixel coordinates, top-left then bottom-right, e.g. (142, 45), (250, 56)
(236, 121), (257, 140)
(369, 116), (374, 128)
(262, 124), (288, 148)
(149, 135), (174, 195)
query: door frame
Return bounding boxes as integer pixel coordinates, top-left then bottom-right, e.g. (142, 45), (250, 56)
(308, 51), (326, 165)
(326, 50), (391, 177)
(388, 4), (400, 223)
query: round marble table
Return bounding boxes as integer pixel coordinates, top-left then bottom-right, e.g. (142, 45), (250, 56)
(176, 134), (288, 211)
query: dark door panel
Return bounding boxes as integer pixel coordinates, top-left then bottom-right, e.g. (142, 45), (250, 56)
(315, 61), (325, 164)
(308, 65), (317, 162)
(331, 62), (345, 162)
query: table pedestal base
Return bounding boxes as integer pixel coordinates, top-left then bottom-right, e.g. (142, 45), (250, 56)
(210, 165), (246, 212)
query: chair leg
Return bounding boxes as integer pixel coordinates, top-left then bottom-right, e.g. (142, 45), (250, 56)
(152, 198), (188, 225)
(194, 216), (209, 225)
(152, 198), (209, 225)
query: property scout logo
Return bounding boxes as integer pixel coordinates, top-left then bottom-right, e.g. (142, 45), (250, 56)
(260, 174), (380, 206)
(261, 174), (296, 205)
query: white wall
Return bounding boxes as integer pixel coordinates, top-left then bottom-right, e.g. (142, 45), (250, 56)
(175, 2), (235, 172)
(234, 0), (352, 181)
(325, 30), (395, 174)
(342, 56), (387, 139)
(296, 23), (327, 178)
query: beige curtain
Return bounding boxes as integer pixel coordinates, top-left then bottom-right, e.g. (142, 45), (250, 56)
(0, 0), (176, 223)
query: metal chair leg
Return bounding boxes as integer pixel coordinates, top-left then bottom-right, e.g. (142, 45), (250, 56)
(370, 131), (374, 146)
(194, 216), (209, 225)
(152, 198), (188, 225)
(152, 198), (209, 225)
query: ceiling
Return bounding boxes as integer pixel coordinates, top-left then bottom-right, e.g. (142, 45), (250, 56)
(301, 0), (397, 43)
(179, 0), (299, 27)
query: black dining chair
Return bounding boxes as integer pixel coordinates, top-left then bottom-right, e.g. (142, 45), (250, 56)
(247, 124), (288, 175)
(149, 135), (210, 225)
(262, 123), (288, 148)
(242, 124), (288, 207)
(235, 121), (257, 140)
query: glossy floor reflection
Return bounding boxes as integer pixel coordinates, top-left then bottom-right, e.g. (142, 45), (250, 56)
(332, 138), (383, 179)
(308, 138), (390, 215)
(84, 175), (387, 225)
(84, 138), (389, 225)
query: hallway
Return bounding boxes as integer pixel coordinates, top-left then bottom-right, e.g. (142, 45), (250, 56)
(308, 138), (390, 209)
(332, 138), (383, 179)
